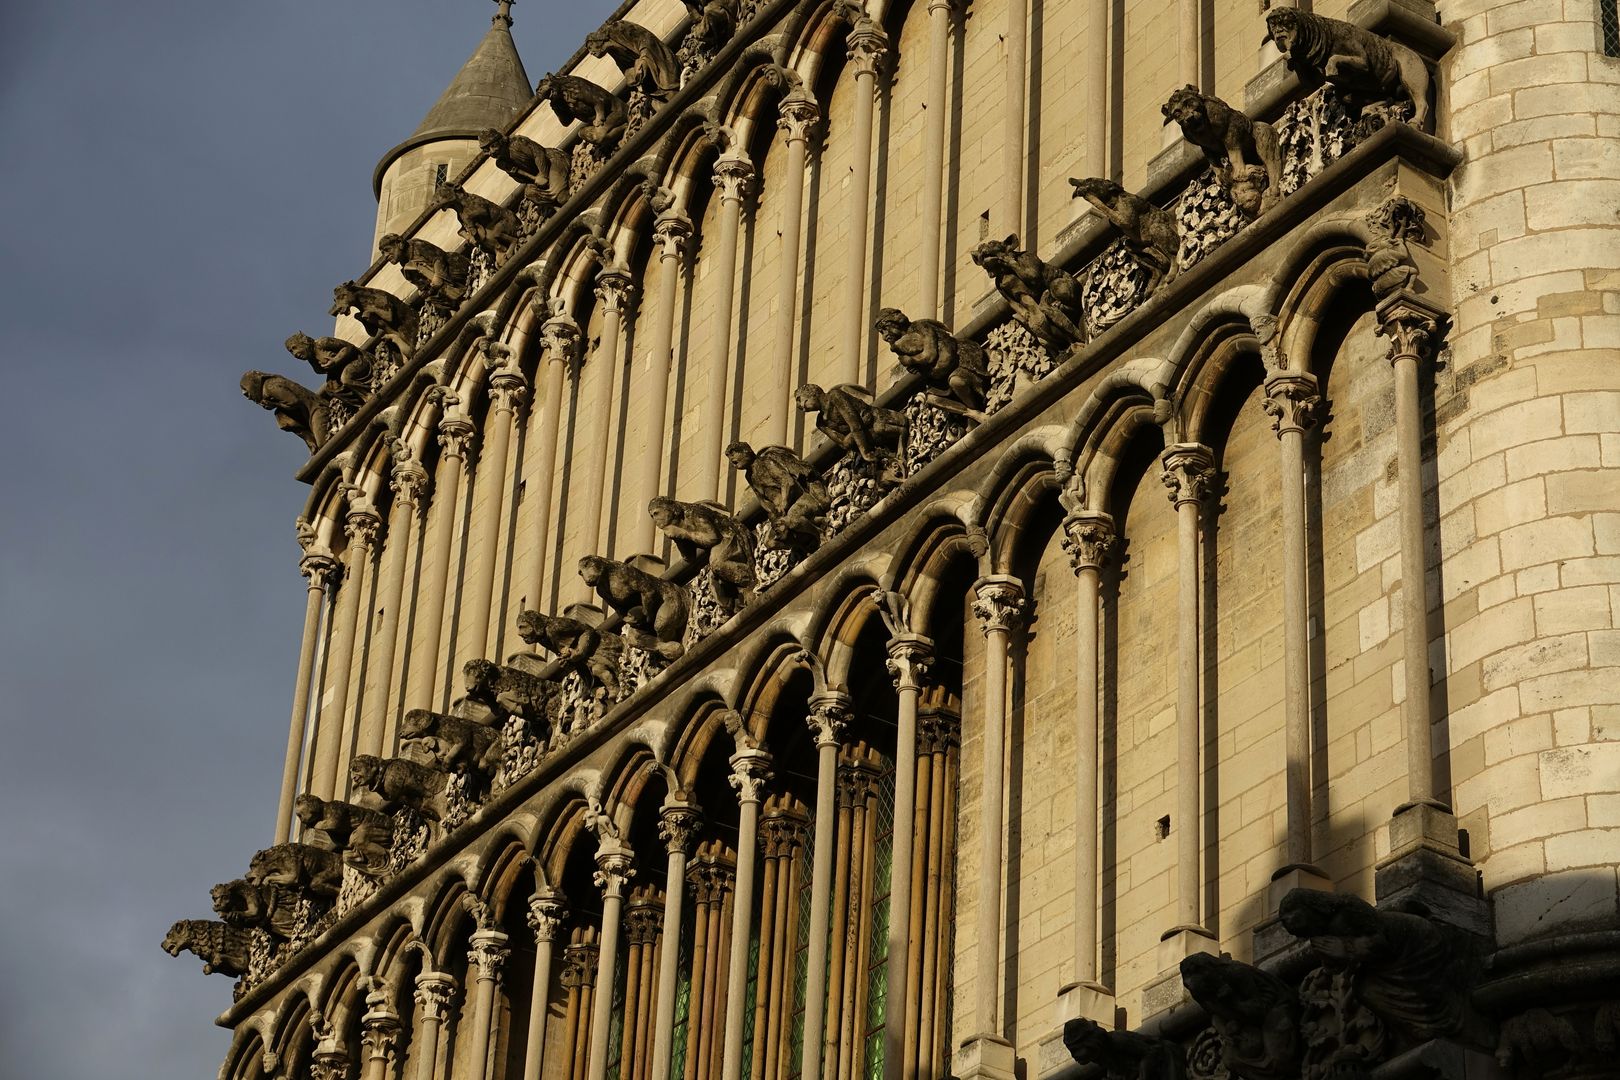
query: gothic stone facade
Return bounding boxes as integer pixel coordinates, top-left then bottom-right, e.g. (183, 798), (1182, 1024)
(191, 0), (1620, 1079)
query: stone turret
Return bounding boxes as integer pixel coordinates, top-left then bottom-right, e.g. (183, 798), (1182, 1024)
(371, 0), (530, 253)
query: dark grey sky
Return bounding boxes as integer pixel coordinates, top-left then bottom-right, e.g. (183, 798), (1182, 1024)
(0, 3), (604, 1076)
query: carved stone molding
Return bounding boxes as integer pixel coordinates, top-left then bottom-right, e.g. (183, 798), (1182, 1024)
(807, 692), (853, 748)
(526, 892), (568, 943)
(972, 575), (1026, 635)
(1262, 373), (1322, 437)
(1160, 443), (1217, 508)
(1061, 510), (1117, 574)
(846, 16), (889, 77)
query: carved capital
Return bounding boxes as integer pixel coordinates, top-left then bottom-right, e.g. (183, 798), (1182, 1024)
(653, 208), (694, 260)
(438, 414), (477, 460)
(388, 446), (429, 504)
(658, 801), (703, 855)
(540, 312), (582, 365)
(594, 266), (636, 314)
(488, 371), (529, 415)
(1061, 510), (1117, 573)
(760, 799), (812, 856)
(846, 18), (889, 77)
(713, 153), (755, 203)
(526, 892), (568, 942)
(728, 747), (775, 804)
(886, 634), (933, 692)
(593, 837), (636, 896)
(468, 928), (510, 982)
(777, 93), (821, 144)
(344, 505), (382, 550)
(624, 894), (664, 945)
(360, 998), (401, 1063)
(1160, 443), (1216, 508)
(1262, 373), (1322, 437)
(1375, 293), (1447, 368)
(806, 691), (853, 747)
(300, 550), (340, 590)
(309, 1048), (350, 1080)
(413, 971), (457, 1019)
(972, 575), (1026, 635)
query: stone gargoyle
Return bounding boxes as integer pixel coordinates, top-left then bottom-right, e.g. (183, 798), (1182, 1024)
(648, 496), (758, 615)
(162, 919), (252, 978)
(1068, 178), (1181, 293)
(377, 233), (471, 306)
(480, 129), (571, 212)
(1063, 1016), (1187, 1080)
(579, 555), (691, 661)
(348, 753), (452, 822)
(1279, 888), (1470, 1040)
(1263, 9), (1430, 132)
(330, 281), (419, 357)
(1180, 952), (1301, 1080)
(534, 73), (629, 150)
(429, 182), (524, 263)
(586, 20), (680, 100)
(211, 878), (304, 939)
(240, 371), (331, 453)
(462, 657), (563, 730)
(516, 607), (626, 701)
(1161, 86), (1281, 218)
(245, 842), (345, 901)
(875, 307), (990, 414)
(972, 235), (1087, 352)
(1364, 195), (1427, 303)
(795, 383), (909, 479)
(284, 332), (374, 413)
(399, 707), (504, 784)
(292, 793), (395, 876)
(726, 440), (830, 554)
(682, 0), (739, 56)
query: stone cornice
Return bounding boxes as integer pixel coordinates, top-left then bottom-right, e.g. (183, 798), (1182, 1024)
(220, 124), (1460, 1031)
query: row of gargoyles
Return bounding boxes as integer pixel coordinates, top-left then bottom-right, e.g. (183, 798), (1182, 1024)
(1063, 889), (1468, 1080)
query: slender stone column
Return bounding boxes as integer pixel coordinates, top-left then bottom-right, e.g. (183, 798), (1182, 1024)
(523, 890), (568, 1080)
(882, 635), (932, 1080)
(1377, 299), (1446, 808)
(628, 200), (693, 554)
(722, 747), (774, 1080)
(1059, 511), (1115, 1016)
(277, 546), (337, 842)
(1179, 0), (1199, 89)
(587, 833), (635, 1080)
(1001, 0), (1027, 236)
(650, 798), (701, 1080)
(968, 577), (1024, 1037)
(922, 0), (954, 317)
(527, 308), (581, 609)
(1263, 374), (1324, 868)
(464, 927), (511, 1080)
(464, 353), (529, 663)
(360, 985), (402, 1080)
(359, 444), (429, 759)
(769, 83), (820, 445)
(310, 490), (381, 801)
(698, 152), (755, 501)
(1085, 0), (1108, 177)
(575, 266), (635, 593)
(840, 16), (888, 386)
(799, 693), (852, 1080)
(413, 971), (458, 1080)
(424, 408), (476, 711)
(1160, 444), (1215, 934)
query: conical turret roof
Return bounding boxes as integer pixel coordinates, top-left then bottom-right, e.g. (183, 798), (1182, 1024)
(373, 4), (532, 195)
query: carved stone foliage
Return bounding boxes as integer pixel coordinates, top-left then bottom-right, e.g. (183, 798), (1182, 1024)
(876, 307), (990, 416)
(241, 371), (331, 454)
(972, 234), (1086, 353)
(682, 566), (728, 646)
(579, 554), (691, 662)
(1174, 168), (1246, 273)
(1263, 9), (1429, 133)
(751, 523), (797, 591)
(727, 441), (829, 559)
(1162, 86), (1281, 219)
(377, 233), (470, 308)
(648, 496), (757, 616)
(797, 383), (908, 484)
(1064, 1017), (1188, 1080)
(331, 281), (418, 358)
(902, 394), (970, 477)
(430, 183), (522, 264)
(678, 0), (740, 81)
(984, 321), (1055, 415)
(1080, 237), (1160, 338)
(1070, 177), (1180, 299)
(1275, 88), (1353, 198)
(825, 453), (892, 536)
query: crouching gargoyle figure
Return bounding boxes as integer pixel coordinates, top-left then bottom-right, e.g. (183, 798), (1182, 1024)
(162, 920), (252, 978)
(795, 383), (909, 481)
(292, 794), (395, 877)
(516, 607), (626, 701)
(240, 371), (332, 454)
(399, 707), (505, 788)
(648, 496), (758, 616)
(480, 129), (571, 213)
(1179, 952), (1301, 1080)
(875, 307), (990, 416)
(1063, 1016), (1186, 1080)
(330, 281), (419, 357)
(727, 441), (830, 555)
(1161, 86), (1281, 219)
(245, 842), (345, 902)
(349, 753), (452, 823)
(971, 235), (1087, 352)
(579, 555), (692, 661)
(1263, 8), (1430, 132)
(1068, 178), (1181, 294)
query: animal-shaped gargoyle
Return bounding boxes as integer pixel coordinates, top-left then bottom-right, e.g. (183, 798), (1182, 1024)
(162, 920), (252, 978)
(1068, 178), (1181, 294)
(330, 281), (419, 357)
(578, 554), (691, 661)
(875, 307), (990, 415)
(1179, 952), (1300, 1080)
(1161, 86), (1281, 219)
(971, 235), (1087, 352)
(534, 73), (629, 150)
(240, 371), (332, 454)
(292, 794), (395, 877)
(585, 20), (680, 101)
(480, 129), (571, 212)
(429, 183), (524, 262)
(349, 754), (452, 823)
(399, 707), (505, 789)
(244, 842), (345, 902)
(377, 233), (472, 306)
(210, 878), (306, 940)
(1263, 8), (1430, 132)
(795, 383), (909, 481)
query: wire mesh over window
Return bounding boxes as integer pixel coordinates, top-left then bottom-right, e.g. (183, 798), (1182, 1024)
(1603, 0), (1620, 57)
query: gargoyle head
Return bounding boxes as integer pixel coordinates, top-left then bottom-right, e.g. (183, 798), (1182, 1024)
(1162, 85), (1211, 131)
(399, 709), (436, 742)
(293, 794), (323, 829)
(1068, 176), (1124, 204)
(284, 332), (316, 361)
(970, 235), (1020, 273)
(725, 441), (756, 470)
(479, 128), (508, 156)
(874, 307), (910, 341)
(1262, 7), (1305, 54)
(349, 754), (384, 793)
(240, 370), (272, 405)
(794, 384), (825, 412)
(377, 233), (406, 264)
(1279, 887), (1383, 963)
(578, 555), (610, 588)
(647, 496), (682, 530)
(1062, 1016), (1115, 1068)
(462, 659), (501, 697)
(584, 28), (614, 58)
(161, 921), (190, 956)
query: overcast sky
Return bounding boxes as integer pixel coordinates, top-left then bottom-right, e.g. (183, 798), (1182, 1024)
(0, 3), (604, 1076)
